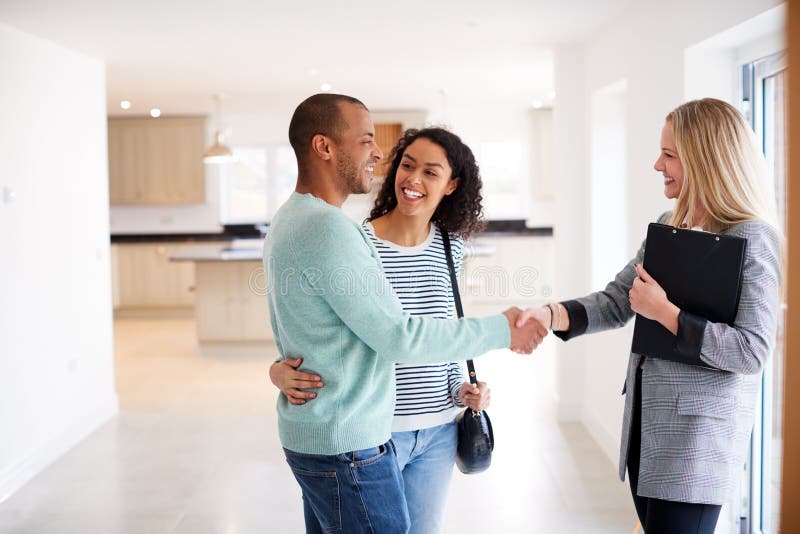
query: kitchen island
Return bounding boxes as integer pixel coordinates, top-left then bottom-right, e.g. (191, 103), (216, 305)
(170, 240), (273, 357)
(168, 228), (556, 358)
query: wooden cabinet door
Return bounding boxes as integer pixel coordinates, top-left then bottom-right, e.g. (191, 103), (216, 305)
(108, 117), (206, 205)
(114, 243), (196, 309)
(374, 123), (403, 177)
(194, 260), (272, 342)
(108, 120), (147, 203)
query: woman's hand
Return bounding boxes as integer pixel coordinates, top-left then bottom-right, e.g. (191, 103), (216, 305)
(268, 358), (323, 405)
(516, 306), (552, 330)
(629, 264), (680, 335)
(458, 381), (491, 412)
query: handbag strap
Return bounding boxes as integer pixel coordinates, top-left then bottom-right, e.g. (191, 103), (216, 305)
(441, 230), (478, 386)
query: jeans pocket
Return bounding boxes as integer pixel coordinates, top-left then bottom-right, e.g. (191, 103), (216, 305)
(286, 464), (341, 532)
(339, 443), (388, 468)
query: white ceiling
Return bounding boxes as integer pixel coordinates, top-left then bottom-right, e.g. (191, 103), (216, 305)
(0, 0), (633, 116)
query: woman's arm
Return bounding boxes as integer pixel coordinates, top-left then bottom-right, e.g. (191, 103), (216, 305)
(611, 223), (781, 374)
(516, 244), (646, 339)
(672, 224), (782, 374)
(269, 358), (324, 405)
(518, 212), (675, 338)
(447, 361), (466, 406)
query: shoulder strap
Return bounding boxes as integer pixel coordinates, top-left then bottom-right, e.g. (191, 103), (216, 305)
(441, 230), (478, 386)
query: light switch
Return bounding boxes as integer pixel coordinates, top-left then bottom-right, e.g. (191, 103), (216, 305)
(3, 186), (16, 204)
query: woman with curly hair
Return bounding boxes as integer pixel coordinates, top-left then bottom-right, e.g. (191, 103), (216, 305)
(271, 127), (491, 533)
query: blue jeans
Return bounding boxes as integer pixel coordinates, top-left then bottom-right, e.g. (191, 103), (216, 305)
(392, 421), (458, 534)
(283, 441), (410, 534)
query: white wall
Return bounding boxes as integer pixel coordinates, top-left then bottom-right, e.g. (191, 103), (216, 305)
(0, 22), (118, 502)
(440, 100), (552, 223)
(590, 80), (628, 289)
(551, 0), (785, 464)
(552, 44), (590, 421)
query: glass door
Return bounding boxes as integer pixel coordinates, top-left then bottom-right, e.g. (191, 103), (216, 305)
(740, 50), (787, 534)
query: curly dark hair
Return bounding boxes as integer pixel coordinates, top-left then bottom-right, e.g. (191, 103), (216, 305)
(368, 127), (486, 240)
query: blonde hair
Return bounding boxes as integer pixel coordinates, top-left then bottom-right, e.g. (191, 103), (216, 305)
(666, 98), (779, 234)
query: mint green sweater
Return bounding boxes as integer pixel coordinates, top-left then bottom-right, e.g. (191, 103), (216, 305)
(263, 192), (510, 454)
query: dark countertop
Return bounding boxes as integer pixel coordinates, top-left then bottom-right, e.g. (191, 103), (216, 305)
(111, 221), (553, 243)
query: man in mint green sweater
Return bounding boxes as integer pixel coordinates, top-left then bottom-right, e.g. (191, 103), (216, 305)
(264, 93), (546, 534)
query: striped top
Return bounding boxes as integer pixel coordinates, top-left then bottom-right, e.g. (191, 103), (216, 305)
(362, 221), (466, 433)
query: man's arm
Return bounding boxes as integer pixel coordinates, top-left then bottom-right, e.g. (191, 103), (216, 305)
(294, 214), (543, 361)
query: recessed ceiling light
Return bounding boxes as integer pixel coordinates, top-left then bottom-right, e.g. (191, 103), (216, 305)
(150, 108), (161, 118)
(120, 100), (131, 110)
(320, 83), (332, 92)
(308, 68), (319, 77)
(531, 100), (544, 109)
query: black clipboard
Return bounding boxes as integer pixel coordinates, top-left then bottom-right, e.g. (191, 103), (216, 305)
(631, 223), (746, 365)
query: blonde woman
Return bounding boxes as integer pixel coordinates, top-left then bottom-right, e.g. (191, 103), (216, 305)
(519, 98), (782, 534)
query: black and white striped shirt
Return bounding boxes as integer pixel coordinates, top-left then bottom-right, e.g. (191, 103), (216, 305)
(362, 221), (466, 433)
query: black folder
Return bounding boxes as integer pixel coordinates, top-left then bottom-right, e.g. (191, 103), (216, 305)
(631, 223), (747, 366)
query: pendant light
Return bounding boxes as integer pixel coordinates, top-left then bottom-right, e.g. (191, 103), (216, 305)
(203, 94), (233, 163)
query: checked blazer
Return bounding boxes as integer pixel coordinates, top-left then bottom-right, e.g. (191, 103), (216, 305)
(555, 211), (782, 505)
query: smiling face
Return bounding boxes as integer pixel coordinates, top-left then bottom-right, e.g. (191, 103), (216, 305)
(333, 103), (383, 194)
(394, 137), (459, 220)
(653, 120), (685, 200)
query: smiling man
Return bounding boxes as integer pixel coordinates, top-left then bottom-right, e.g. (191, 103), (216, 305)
(263, 93), (545, 533)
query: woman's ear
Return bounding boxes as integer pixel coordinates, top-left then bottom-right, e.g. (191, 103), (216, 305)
(311, 134), (333, 161)
(444, 177), (461, 195)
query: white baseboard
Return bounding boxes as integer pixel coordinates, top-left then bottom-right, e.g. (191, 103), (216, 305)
(582, 406), (620, 466)
(0, 390), (119, 504)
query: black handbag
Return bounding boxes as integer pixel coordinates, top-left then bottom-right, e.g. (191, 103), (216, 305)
(441, 231), (494, 474)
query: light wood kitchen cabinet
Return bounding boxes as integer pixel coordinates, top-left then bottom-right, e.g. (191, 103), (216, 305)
(373, 123), (403, 177)
(113, 242), (199, 312)
(193, 260), (271, 343)
(108, 117), (206, 205)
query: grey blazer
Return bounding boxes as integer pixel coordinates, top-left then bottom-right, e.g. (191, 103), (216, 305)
(556, 211), (782, 505)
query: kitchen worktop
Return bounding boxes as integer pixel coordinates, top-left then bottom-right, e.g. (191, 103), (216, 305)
(167, 233), (552, 263)
(169, 240), (264, 262)
(112, 220), (553, 245)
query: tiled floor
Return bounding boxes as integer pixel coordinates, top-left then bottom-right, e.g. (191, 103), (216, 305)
(0, 318), (637, 533)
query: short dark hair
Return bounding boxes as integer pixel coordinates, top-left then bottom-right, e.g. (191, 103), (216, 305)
(288, 93), (367, 164)
(369, 127), (486, 240)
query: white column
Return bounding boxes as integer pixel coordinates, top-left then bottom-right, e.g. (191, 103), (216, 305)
(552, 44), (591, 421)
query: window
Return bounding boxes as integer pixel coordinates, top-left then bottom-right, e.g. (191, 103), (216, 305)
(479, 140), (529, 219)
(740, 50), (787, 534)
(219, 145), (297, 224)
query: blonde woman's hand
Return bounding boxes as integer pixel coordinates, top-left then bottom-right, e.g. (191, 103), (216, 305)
(516, 306), (552, 330)
(629, 264), (680, 334)
(458, 381), (491, 412)
(268, 358), (323, 405)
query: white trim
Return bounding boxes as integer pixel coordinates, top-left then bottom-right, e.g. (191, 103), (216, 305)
(0, 389), (118, 504)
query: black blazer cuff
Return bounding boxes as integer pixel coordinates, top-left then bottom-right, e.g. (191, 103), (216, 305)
(674, 310), (707, 365)
(553, 300), (588, 341)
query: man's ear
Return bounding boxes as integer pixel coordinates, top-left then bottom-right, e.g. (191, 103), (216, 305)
(444, 177), (461, 195)
(311, 134), (333, 161)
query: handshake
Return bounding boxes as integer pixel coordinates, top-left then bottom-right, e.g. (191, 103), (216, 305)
(501, 305), (560, 354)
